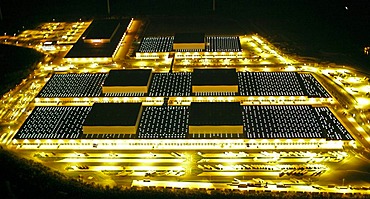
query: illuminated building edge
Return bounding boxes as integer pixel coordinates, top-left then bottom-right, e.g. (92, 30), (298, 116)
(11, 138), (354, 150)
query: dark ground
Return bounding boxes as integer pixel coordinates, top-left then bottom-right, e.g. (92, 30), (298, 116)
(0, 44), (43, 96)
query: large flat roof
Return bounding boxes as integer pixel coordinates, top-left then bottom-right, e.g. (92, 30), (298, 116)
(189, 102), (243, 126)
(192, 68), (238, 86)
(65, 18), (131, 58)
(103, 69), (152, 86)
(174, 33), (205, 43)
(84, 20), (120, 40)
(83, 103), (142, 126)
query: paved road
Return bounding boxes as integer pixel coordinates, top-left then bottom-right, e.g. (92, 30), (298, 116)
(10, 148), (370, 189)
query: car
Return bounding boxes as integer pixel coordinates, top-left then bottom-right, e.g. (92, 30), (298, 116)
(233, 165), (243, 170)
(336, 186), (349, 190)
(231, 179), (240, 186)
(65, 166), (75, 171)
(171, 152), (183, 157)
(242, 164), (251, 169)
(238, 184), (248, 188)
(175, 171), (185, 176)
(238, 152), (248, 157)
(290, 178), (299, 183)
(214, 164), (223, 170)
(165, 170), (174, 175)
(145, 170), (156, 177)
(253, 178), (264, 183)
(312, 185), (324, 190)
(327, 184), (336, 188)
(78, 165), (89, 169)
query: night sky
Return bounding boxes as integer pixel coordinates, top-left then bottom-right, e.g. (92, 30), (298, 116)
(1, 1), (369, 28)
(0, 0), (369, 68)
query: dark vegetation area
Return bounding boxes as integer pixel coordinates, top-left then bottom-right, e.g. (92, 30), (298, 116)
(0, 44), (43, 96)
(0, 149), (369, 199)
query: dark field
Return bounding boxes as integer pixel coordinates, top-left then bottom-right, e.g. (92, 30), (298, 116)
(143, 16), (247, 36)
(0, 44), (43, 96)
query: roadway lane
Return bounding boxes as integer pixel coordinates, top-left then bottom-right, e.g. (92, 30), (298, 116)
(57, 158), (185, 163)
(114, 20), (142, 62)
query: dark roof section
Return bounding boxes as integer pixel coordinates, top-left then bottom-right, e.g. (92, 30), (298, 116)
(189, 102), (243, 126)
(83, 103), (142, 126)
(192, 68), (238, 86)
(65, 18), (131, 58)
(84, 20), (120, 40)
(103, 69), (152, 86)
(174, 33), (205, 43)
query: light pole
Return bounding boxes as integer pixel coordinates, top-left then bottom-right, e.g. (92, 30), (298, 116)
(0, 4), (3, 21)
(107, 0), (110, 16)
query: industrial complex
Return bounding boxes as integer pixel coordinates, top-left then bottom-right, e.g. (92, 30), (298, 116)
(1, 17), (370, 193)
(2, 18), (356, 150)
